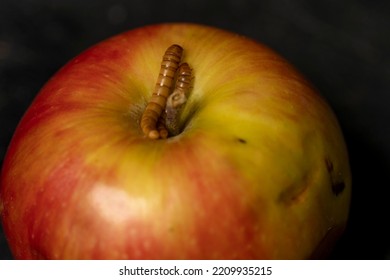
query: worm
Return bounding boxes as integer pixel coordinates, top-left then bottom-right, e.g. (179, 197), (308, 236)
(140, 44), (183, 139)
(165, 62), (192, 136)
(156, 112), (169, 139)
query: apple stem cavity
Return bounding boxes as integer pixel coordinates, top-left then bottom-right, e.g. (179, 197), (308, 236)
(140, 45), (192, 139)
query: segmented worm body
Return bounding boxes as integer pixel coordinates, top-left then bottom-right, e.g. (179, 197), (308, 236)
(165, 62), (192, 136)
(140, 44), (183, 139)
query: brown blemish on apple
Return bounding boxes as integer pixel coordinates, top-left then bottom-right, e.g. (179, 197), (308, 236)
(324, 157), (345, 196)
(325, 157), (334, 173)
(236, 138), (247, 144)
(278, 174), (310, 206)
(332, 181), (345, 196)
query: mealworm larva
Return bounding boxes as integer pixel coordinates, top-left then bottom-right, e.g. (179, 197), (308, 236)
(156, 112), (169, 139)
(165, 62), (192, 136)
(140, 44), (183, 139)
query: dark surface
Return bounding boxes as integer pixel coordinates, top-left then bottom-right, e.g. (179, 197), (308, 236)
(1, 0), (389, 260)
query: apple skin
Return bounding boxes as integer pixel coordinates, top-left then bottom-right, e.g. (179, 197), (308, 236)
(0, 23), (351, 259)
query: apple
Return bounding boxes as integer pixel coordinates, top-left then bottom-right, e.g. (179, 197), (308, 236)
(0, 23), (351, 259)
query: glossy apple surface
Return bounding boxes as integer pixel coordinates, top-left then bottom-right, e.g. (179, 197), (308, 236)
(0, 23), (351, 259)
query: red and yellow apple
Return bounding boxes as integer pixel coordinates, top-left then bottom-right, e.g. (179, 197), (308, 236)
(0, 23), (351, 259)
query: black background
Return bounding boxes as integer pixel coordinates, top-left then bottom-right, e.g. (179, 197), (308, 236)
(1, 0), (389, 260)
